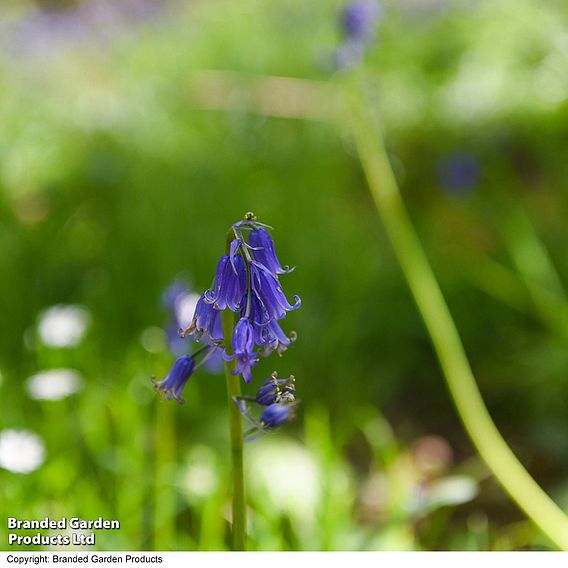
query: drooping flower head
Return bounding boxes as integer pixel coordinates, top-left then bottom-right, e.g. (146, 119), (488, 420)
(153, 354), (195, 404)
(154, 213), (301, 437)
(184, 213), (300, 378)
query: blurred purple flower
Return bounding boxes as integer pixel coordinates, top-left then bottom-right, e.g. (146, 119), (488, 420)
(341, 0), (383, 41)
(5, 0), (166, 59)
(334, 0), (383, 70)
(437, 153), (481, 195)
(334, 39), (367, 70)
(161, 279), (190, 313)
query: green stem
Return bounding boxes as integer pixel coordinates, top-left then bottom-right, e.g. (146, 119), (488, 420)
(154, 398), (176, 550)
(222, 238), (247, 551)
(348, 91), (568, 550)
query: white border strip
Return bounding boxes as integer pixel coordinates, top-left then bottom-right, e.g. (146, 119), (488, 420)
(2, 552), (568, 568)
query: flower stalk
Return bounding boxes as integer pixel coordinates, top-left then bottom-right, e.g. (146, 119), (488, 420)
(223, 229), (247, 550)
(222, 305), (247, 551)
(348, 87), (568, 550)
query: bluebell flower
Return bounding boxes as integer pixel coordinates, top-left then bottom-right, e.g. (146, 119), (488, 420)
(230, 317), (259, 383)
(246, 293), (271, 327)
(159, 214), (300, 437)
(153, 354), (195, 404)
(233, 378), (298, 439)
(250, 263), (301, 322)
(249, 228), (293, 275)
(255, 319), (297, 355)
(184, 218), (299, 383)
(255, 377), (279, 406)
(245, 294), (295, 355)
(204, 252), (247, 311)
(185, 294), (223, 345)
(260, 402), (297, 430)
(256, 374), (296, 405)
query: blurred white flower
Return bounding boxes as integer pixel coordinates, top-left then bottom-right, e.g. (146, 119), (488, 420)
(0, 429), (45, 474)
(175, 292), (200, 329)
(248, 439), (321, 520)
(420, 475), (479, 513)
(179, 446), (218, 500)
(26, 368), (82, 401)
(38, 304), (91, 348)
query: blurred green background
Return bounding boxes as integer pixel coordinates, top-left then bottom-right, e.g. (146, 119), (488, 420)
(1, 0), (568, 551)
